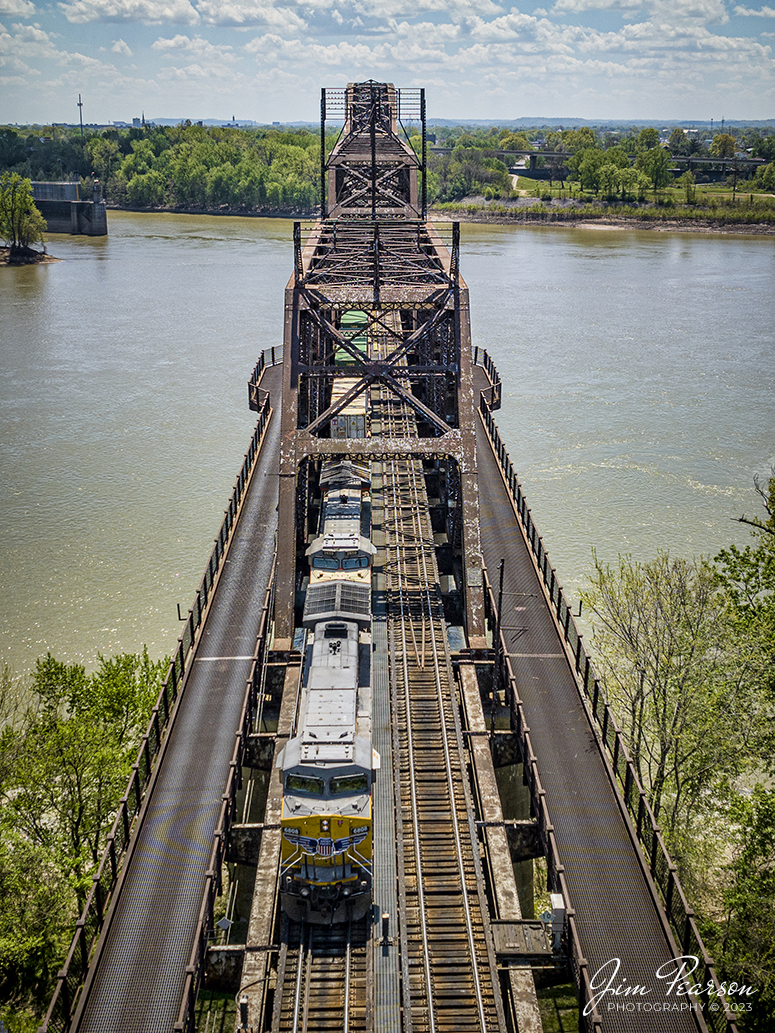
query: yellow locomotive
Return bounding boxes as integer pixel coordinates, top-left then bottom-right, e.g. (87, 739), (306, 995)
(278, 309), (377, 924)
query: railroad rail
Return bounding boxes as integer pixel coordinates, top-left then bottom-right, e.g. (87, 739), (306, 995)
(384, 455), (502, 1033)
(272, 917), (371, 1033)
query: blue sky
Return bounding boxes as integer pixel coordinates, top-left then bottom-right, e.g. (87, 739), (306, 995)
(1, 0), (773, 124)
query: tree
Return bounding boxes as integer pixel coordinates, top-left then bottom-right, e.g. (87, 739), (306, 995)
(583, 552), (768, 842)
(714, 468), (775, 712)
(711, 133), (737, 159)
(678, 170), (696, 203)
(668, 127), (688, 155)
(636, 146), (673, 194)
(637, 126), (660, 151)
(598, 162), (620, 199)
(0, 650), (167, 1021)
(709, 787), (775, 1032)
(568, 146), (606, 192)
(0, 173), (46, 255)
(752, 162), (775, 193)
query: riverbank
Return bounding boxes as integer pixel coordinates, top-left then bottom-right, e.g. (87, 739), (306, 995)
(104, 200), (775, 235)
(430, 196), (775, 234)
(0, 245), (58, 265)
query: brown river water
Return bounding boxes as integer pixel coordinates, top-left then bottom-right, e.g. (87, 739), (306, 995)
(1, 212), (773, 673)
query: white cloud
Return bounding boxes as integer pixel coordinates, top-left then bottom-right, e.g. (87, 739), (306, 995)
(0, 0), (35, 16)
(734, 4), (775, 14)
(552, 0), (641, 12)
(58, 0), (199, 24)
(111, 36), (132, 52)
(152, 31), (236, 57)
(196, 0), (306, 27)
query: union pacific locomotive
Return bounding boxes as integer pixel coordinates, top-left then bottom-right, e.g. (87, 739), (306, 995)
(276, 311), (378, 924)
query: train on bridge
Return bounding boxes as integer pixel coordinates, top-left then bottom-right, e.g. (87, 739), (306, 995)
(277, 313), (378, 924)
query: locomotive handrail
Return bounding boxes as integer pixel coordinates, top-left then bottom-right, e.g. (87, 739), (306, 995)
(481, 565), (603, 1033)
(478, 397), (737, 1033)
(174, 561), (276, 1033)
(38, 394), (273, 1033)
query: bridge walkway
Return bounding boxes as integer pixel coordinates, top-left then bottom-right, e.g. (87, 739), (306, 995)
(473, 368), (699, 1033)
(72, 364), (282, 1033)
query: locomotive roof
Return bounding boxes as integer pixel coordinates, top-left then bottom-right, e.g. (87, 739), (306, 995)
(306, 533), (376, 557)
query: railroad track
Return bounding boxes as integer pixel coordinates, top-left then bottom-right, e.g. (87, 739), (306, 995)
(378, 372), (505, 1033)
(272, 917), (371, 1033)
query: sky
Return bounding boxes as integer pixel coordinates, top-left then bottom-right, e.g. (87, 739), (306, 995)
(1, 0), (774, 125)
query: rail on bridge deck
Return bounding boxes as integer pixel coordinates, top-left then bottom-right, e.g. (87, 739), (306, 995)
(39, 358), (283, 1033)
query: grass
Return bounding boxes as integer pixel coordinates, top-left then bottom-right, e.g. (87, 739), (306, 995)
(433, 191), (775, 226)
(537, 982), (581, 1033)
(194, 989), (237, 1033)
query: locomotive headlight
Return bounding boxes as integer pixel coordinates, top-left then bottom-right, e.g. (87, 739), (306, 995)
(320, 819), (330, 832)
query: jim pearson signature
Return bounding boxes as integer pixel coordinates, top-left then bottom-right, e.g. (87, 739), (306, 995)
(584, 956), (758, 1016)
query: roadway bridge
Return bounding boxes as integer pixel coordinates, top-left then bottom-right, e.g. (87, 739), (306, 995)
(39, 81), (737, 1033)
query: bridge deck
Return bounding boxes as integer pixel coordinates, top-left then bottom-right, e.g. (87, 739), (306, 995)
(474, 368), (698, 1033)
(73, 364), (282, 1033)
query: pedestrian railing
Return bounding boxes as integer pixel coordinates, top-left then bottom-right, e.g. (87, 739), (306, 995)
(249, 345), (282, 411)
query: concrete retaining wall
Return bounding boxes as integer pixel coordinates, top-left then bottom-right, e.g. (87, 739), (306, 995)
(38, 199), (108, 236)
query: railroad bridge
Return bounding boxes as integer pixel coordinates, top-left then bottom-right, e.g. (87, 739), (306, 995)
(40, 82), (737, 1033)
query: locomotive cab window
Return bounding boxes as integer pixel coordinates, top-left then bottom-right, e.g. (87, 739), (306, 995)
(312, 556), (339, 570)
(342, 556), (369, 570)
(330, 774), (369, 795)
(285, 774), (325, 795)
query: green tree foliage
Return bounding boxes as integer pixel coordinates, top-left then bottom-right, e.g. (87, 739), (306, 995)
(751, 162), (775, 193)
(0, 649), (167, 1019)
(0, 173), (46, 253)
(586, 471), (775, 1030)
(711, 133), (737, 159)
(711, 786), (775, 1032)
(0, 123), (322, 212)
(637, 126), (660, 150)
(678, 169), (696, 203)
(583, 552), (768, 842)
(636, 145), (673, 194)
(431, 143), (512, 201)
(751, 133), (775, 162)
(668, 127), (689, 155)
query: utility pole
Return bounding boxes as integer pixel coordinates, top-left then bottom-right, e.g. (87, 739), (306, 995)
(78, 94), (84, 142)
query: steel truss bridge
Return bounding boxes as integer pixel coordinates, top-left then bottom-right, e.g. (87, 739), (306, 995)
(39, 81), (738, 1033)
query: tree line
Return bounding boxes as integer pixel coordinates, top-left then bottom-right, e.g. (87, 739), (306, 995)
(2, 121), (773, 212)
(583, 473), (775, 1031)
(429, 123), (775, 202)
(0, 123), (323, 211)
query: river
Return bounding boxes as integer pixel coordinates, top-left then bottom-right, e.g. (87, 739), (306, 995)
(1, 212), (773, 674)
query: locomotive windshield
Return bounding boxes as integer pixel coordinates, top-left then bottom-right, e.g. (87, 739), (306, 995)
(285, 774), (325, 795)
(330, 774), (369, 795)
(312, 556), (340, 570)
